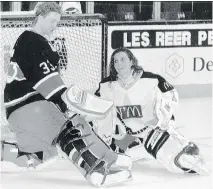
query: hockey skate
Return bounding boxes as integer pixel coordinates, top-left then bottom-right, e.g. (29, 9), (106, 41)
(174, 142), (209, 175)
(1, 139), (60, 172)
(144, 126), (210, 175)
(1, 125), (20, 171)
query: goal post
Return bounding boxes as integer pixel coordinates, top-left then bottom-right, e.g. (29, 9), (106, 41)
(0, 13), (108, 127)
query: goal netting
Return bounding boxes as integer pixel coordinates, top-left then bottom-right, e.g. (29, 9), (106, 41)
(0, 12), (108, 127)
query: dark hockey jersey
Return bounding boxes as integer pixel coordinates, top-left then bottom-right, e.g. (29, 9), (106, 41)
(4, 30), (67, 118)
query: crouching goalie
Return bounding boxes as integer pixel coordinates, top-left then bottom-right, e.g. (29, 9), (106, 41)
(2, 3), (132, 186)
(94, 47), (208, 175)
(3, 85), (132, 187)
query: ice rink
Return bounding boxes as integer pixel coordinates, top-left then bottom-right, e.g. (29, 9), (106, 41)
(1, 97), (212, 189)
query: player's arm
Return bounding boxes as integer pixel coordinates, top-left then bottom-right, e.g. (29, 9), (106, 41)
(26, 40), (68, 113)
(154, 75), (179, 128)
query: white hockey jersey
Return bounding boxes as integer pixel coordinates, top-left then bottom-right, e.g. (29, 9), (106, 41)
(95, 71), (177, 134)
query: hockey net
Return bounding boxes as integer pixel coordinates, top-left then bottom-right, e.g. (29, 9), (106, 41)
(0, 12), (108, 127)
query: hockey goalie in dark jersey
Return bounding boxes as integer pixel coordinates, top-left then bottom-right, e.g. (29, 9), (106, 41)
(2, 2), (132, 187)
(94, 47), (208, 175)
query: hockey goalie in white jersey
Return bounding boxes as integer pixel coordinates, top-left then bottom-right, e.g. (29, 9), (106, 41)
(94, 47), (208, 175)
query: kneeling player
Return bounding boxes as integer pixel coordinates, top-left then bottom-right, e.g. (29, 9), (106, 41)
(94, 47), (208, 175)
(2, 3), (132, 187)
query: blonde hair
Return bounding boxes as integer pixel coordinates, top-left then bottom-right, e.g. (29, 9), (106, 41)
(33, 2), (62, 25)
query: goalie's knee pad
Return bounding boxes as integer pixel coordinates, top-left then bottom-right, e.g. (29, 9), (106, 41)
(56, 115), (132, 187)
(144, 127), (208, 175)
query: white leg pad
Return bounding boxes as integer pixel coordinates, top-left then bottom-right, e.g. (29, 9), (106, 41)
(145, 128), (208, 174)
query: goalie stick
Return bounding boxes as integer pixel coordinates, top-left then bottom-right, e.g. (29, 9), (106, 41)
(116, 112), (149, 136)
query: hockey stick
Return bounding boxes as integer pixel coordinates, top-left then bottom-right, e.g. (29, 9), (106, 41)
(116, 112), (149, 136)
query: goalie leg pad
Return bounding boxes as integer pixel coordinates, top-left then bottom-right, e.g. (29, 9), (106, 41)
(144, 128), (208, 174)
(56, 115), (132, 187)
(1, 141), (47, 170)
(1, 141), (18, 162)
(144, 127), (170, 159)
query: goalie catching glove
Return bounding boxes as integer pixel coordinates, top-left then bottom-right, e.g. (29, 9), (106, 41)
(61, 84), (114, 121)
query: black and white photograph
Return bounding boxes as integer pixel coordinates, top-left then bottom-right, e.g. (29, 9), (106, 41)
(0, 1), (212, 189)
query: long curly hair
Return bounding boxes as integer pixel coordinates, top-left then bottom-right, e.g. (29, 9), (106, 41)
(109, 47), (143, 80)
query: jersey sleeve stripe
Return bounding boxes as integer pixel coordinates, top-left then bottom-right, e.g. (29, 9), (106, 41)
(45, 85), (66, 99)
(4, 91), (38, 108)
(33, 72), (59, 89)
(34, 74), (66, 99)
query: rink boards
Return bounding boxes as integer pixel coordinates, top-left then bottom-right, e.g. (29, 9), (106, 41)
(107, 21), (212, 98)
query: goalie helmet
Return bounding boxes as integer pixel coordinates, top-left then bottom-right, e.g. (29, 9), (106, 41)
(60, 2), (82, 14)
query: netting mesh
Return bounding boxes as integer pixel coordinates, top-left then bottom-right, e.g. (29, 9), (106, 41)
(0, 14), (107, 127)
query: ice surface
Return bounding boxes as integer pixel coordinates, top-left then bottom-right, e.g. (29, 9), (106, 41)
(1, 97), (212, 189)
